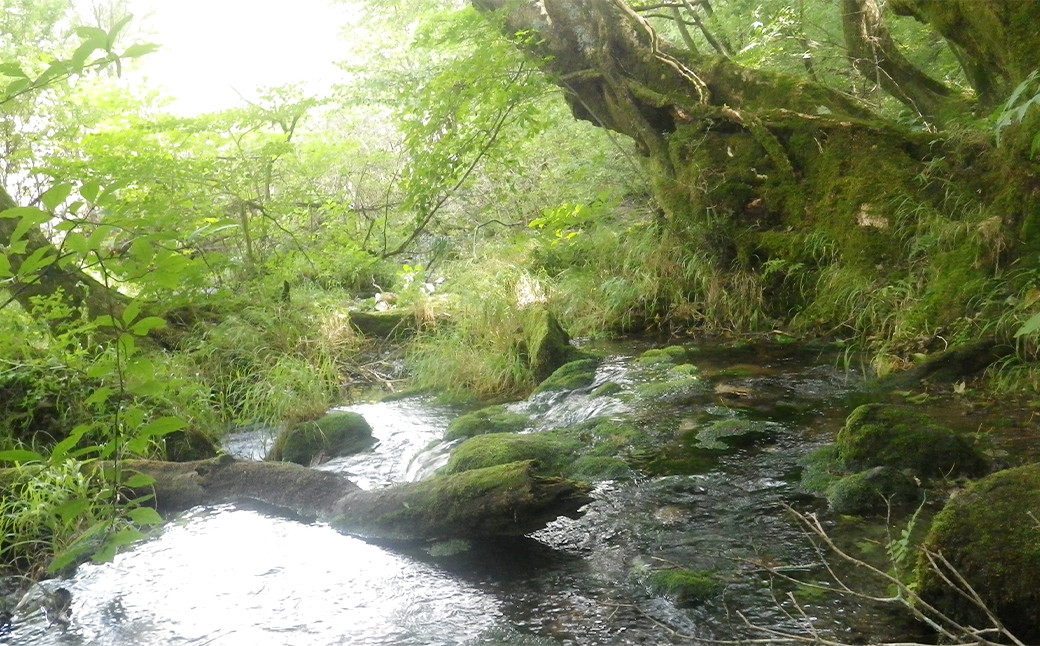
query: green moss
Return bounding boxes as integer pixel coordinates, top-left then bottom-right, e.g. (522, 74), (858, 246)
(645, 569), (721, 605)
(837, 404), (986, 478)
(534, 358), (599, 393)
(636, 345), (689, 365)
(270, 411), (374, 465)
(445, 405), (531, 441)
(591, 381), (623, 397)
(799, 445), (843, 494)
(442, 431), (582, 477)
(634, 366), (709, 404)
(914, 463), (1040, 642)
(568, 455), (633, 481)
(826, 467), (922, 515)
(524, 307), (578, 382)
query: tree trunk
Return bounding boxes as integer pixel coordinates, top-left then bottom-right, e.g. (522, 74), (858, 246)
(471, 0), (1040, 344)
(0, 184), (127, 324)
(125, 456), (591, 541)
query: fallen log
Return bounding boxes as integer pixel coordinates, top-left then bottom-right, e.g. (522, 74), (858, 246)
(124, 456), (592, 541)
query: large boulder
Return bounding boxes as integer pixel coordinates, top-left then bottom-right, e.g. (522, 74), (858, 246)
(836, 404), (986, 479)
(348, 310), (415, 339)
(269, 411), (374, 465)
(524, 308), (578, 382)
(914, 463), (1040, 643)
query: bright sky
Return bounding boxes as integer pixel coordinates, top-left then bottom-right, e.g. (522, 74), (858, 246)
(112, 0), (359, 114)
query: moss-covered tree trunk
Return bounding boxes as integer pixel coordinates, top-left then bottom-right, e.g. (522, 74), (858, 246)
(124, 456), (591, 541)
(471, 0), (1040, 355)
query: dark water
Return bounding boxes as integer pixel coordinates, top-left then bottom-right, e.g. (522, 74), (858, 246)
(5, 342), (937, 645)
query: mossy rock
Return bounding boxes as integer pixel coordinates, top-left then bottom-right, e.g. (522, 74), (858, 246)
(591, 381), (623, 397)
(799, 445), (844, 494)
(645, 569), (720, 606)
(636, 345), (689, 365)
(524, 308), (578, 382)
(837, 404), (986, 479)
(568, 455), (633, 481)
(826, 467), (922, 515)
(534, 359), (599, 393)
(164, 428), (221, 462)
(634, 364), (708, 404)
(914, 463), (1040, 643)
(348, 310), (415, 339)
(442, 431), (582, 477)
(269, 411), (374, 465)
(445, 405), (531, 442)
(691, 418), (771, 451)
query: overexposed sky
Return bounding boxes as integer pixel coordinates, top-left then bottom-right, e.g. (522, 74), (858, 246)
(110, 0), (358, 114)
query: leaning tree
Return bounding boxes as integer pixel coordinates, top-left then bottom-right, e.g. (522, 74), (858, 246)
(471, 0), (1040, 361)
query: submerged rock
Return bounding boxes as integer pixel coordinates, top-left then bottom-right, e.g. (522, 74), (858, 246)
(914, 463), (1040, 643)
(269, 411), (374, 465)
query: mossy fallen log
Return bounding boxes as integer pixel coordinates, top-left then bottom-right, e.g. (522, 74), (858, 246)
(123, 456), (591, 541)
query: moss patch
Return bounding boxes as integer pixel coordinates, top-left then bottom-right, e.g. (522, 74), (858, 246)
(445, 405), (531, 442)
(270, 411), (374, 465)
(826, 467), (922, 515)
(914, 463), (1040, 642)
(645, 568), (721, 606)
(534, 358), (599, 393)
(837, 404), (986, 478)
(442, 431), (583, 477)
(636, 345), (689, 365)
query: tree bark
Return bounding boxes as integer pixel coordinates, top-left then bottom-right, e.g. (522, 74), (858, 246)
(0, 184), (127, 324)
(889, 0), (1039, 104)
(840, 0), (965, 120)
(124, 456), (592, 541)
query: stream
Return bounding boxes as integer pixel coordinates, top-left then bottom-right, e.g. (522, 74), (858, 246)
(5, 341), (945, 645)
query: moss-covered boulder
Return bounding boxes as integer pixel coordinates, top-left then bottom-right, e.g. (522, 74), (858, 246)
(836, 404), (986, 479)
(914, 463), (1040, 643)
(445, 405), (531, 442)
(633, 363), (708, 404)
(442, 431), (582, 477)
(270, 411), (374, 465)
(690, 418), (772, 451)
(534, 358), (599, 393)
(826, 466), (922, 515)
(524, 308), (577, 382)
(644, 568), (720, 606)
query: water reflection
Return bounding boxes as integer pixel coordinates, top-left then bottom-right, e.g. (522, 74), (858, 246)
(7, 505), (501, 646)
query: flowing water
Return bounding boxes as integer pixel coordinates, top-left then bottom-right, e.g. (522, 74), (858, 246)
(4, 342), (950, 645)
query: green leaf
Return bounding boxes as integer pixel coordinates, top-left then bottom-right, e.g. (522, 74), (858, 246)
(121, 43), (161, 58)
(81, 181), (100, 204)
(0, 63), (27, 79)
(1015, 311), (1040, 338)
(84, 386), (115, 407)
(0, 206), (50, 245)
(74, 26), (109, 41)
(17, 247), (57, 277)
(42, 183), (74, 210)
(0, 449), (44, 463)
(139, 416), (188, 438)
(71, 37), (107, 68)
(51, 424), (95, 461)
(128, 507), (164, 527)
(108, 15), (134, 41)
(122, 298), (143, 326)
(123, 472), (156, 489)
(130, 316), (166, 336)
(93, 314), (120, 330)
(53, 499), (89, 524)
(2, 77), (31, 98)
